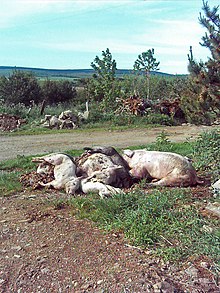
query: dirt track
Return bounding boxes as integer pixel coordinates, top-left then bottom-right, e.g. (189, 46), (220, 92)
(0, 124), (218, 162)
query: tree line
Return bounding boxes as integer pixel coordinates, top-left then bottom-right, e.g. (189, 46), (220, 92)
(0, 1), (219, 125)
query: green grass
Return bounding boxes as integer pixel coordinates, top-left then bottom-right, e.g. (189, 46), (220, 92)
(0, 155), (35, 171)
(69, 189), (219, 262)
(0, 120), (166, 136)
(0, 155), (35, 196)
(0, 171), (22, 195)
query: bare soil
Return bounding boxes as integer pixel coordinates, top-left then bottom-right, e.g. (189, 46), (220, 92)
(0, 188), (219, 293)
(0, 125), (219, 292)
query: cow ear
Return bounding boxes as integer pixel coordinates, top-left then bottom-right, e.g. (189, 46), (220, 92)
(123, 149), (134, 158)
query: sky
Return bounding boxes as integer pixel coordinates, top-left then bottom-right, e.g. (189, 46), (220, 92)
(0, 0), (219, 74)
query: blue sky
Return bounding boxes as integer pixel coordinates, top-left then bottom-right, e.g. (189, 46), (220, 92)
(0, 0), (219, 74)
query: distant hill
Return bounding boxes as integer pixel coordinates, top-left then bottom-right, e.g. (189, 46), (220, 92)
(0, 66), (175, 79)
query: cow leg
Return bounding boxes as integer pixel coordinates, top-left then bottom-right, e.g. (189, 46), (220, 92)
(81, 180), (122, 198)
(39, 180), (63, 190)
(149, 174), (190, 187)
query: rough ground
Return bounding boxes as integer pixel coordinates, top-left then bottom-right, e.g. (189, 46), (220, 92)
(0, 124), (216, 161)
(0, 125), (219, 292)
(0, 187), (219, 293)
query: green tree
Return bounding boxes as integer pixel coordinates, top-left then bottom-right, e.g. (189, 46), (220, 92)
(90, 48), (118, 111)
(133, 49), (160, 99)
(0, 71), (42, 106)
(41, 79), (77, 105)
(187, 0), (220, 123)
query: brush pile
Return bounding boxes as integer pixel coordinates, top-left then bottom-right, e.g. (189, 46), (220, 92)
(0, 113), (26, 132)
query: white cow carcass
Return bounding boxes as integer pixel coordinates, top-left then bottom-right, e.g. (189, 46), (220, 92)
(80, 177), (122, 198)
(32, 153), (80, 195)
(32, 151), (126, 198)
(122, 149), (203, 187)
(77, 151), (132, 189)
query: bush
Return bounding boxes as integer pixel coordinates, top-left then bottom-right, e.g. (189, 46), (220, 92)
(144, 113), (175, 126)
(0, 71), (42, 106)
(41, 79), (77, 105)
(192, 129), (220, 181)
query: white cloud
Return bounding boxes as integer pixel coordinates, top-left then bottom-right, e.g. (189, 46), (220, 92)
(0, 0), (57, 28)
(136, 20), (203, 48)
(0, 0), (129, 28)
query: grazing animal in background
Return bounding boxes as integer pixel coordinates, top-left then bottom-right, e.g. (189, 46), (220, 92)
(32, 153), (80, 194)
(122, 149), (203, 187)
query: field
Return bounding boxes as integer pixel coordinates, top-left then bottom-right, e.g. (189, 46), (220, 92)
(0, 127), (219, 292)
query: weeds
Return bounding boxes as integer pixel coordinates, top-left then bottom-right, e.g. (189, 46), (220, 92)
(134, 130), (193, 156)
(0, 171), (22, 195)
(193, 129), (220, 182)
(0, 155), (35, 171)
(69, 189), (219, 262)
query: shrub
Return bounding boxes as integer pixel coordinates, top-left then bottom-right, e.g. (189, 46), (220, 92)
(41, 79), (77, 105)
(0, 71), (42, 106)
(192, 129), (220, 181)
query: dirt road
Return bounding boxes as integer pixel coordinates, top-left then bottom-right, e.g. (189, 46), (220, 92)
(0, 124), (217, 161)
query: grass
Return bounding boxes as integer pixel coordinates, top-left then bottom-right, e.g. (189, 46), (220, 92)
(0, 129), (219, 264)
(0, 171), (22, 195)
(69, 189), (219, 262)
(0, 120), (166, 136)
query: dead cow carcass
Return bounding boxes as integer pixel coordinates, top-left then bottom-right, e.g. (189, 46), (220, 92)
(78, 146), (133, 188)
(32, 153), (80, 194)
(74, 147), (133, 197)
(122, 149), (203, 187)
(31, 150), (127, 198)
(77, 153), (127, 198)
